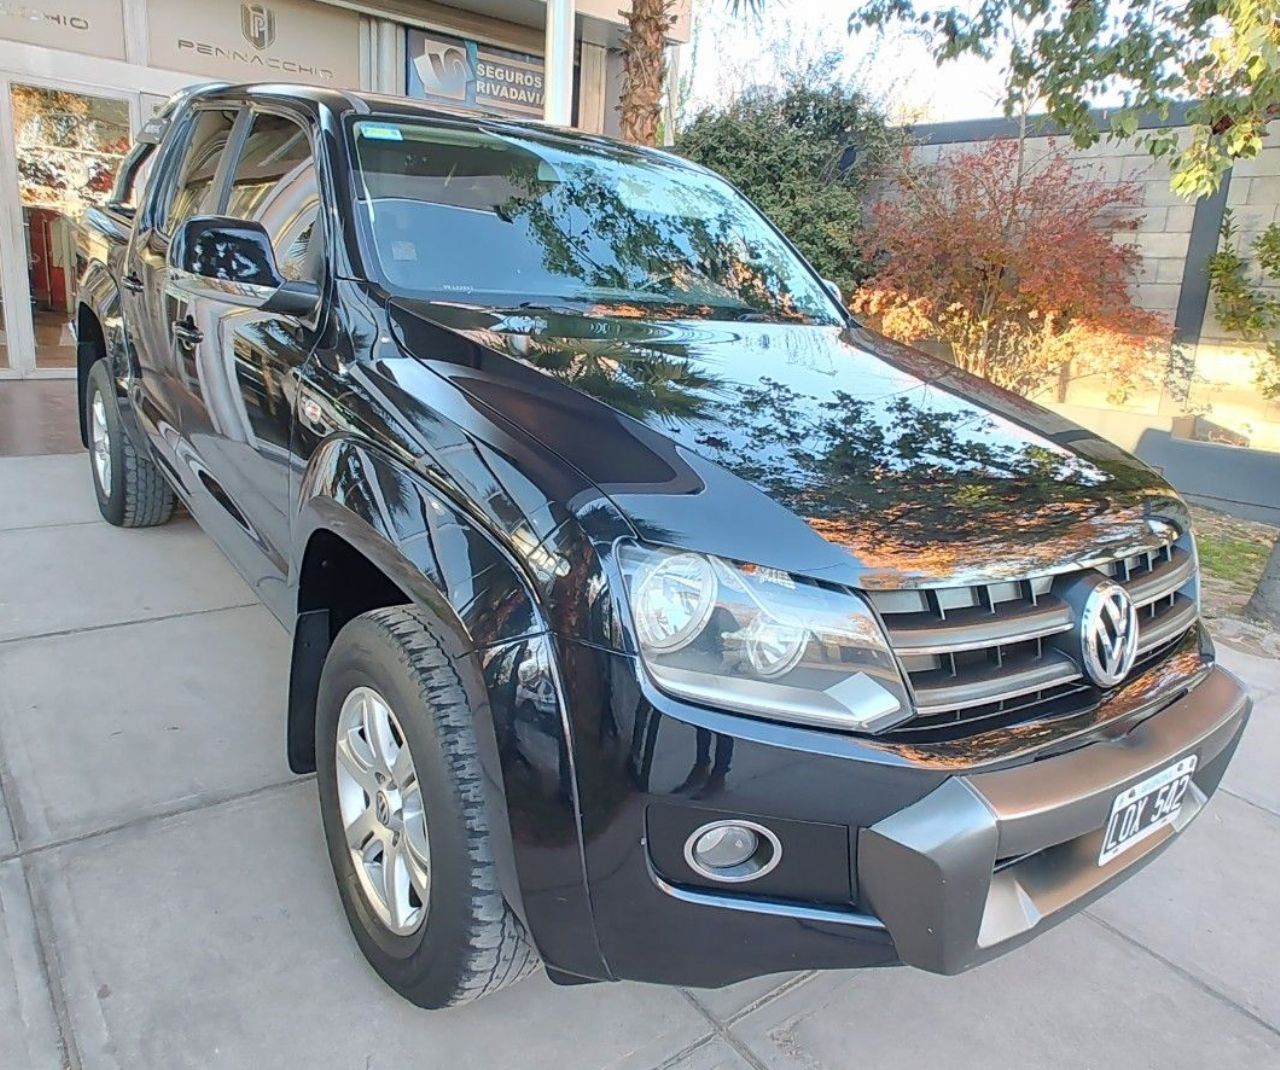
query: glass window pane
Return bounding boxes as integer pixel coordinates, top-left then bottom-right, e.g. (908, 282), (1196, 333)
(225, 113), (320, 282)
(349, 120), (842, 324)
(164, 108), (238, 234)
(10, 84), (131, 370)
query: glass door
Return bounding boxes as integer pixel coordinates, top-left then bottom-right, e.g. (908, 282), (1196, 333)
(1, 80), (134, 374)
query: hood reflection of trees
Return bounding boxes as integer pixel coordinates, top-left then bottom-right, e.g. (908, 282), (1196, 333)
(690, 378), (1171, 579)
(476, 325), (728, 424)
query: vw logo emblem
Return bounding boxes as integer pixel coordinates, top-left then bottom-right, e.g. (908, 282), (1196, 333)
(1079, 580), (1140, 687)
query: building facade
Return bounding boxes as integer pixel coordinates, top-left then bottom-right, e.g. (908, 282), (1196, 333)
(0, 0), (689, 378)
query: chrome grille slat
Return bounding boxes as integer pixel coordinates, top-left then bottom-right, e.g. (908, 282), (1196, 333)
(1120, 546), (1195, 607)
(886, 596), (1073, 656)
(866, 534), (1199, 740)
(894, 681), (1097, 737)
(1137, 594), (1197, 653)
(910, 650), (1081, 716)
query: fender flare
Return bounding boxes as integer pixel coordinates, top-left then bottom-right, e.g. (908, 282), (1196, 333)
(76, 262), (142, 449)
(288, 438), (613, 976)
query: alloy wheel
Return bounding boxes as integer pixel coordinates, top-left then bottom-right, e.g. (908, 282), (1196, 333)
(335, 686), (432, 936)
(90, 392), (111, 491)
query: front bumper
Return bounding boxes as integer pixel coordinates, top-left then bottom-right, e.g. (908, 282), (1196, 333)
(858, 665), (1250, 974)
(491, 633), (1249, 988)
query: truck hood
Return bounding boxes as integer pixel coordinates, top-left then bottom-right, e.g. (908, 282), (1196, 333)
(388, 299), (1188, 589)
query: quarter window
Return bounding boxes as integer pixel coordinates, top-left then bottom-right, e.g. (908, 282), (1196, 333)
(225, 112), (321, 282)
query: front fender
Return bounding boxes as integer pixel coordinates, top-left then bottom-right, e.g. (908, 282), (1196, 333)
(295, 436), (544, 651)
(293, 437), (610, 981)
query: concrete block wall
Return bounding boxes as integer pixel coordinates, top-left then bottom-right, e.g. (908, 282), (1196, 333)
(893, 112), (1280, 451)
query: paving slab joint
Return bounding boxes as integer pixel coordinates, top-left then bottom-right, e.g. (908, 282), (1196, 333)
(677, 988), (774, 1070)
(1083, 910), (1280, 1038)
(19, 857), (83, 1070)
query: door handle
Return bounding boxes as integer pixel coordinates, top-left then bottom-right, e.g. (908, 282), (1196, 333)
(122, 273), (143, 293)
(172, 319), (203, 347)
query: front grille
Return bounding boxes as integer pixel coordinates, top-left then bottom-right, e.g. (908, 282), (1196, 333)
(866, 538), (1199, 741)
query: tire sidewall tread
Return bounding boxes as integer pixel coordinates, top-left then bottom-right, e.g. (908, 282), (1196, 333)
(316, 606), (538, 1008)
(85, 361), (174, 529)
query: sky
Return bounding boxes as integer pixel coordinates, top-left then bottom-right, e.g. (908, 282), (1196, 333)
(680, 0), (1013, 125)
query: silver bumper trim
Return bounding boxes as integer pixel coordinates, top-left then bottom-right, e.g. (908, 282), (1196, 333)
(857, 665), (1251, 974)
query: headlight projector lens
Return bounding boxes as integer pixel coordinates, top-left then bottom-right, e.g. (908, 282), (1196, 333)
(743, 617), (808, 678)
(684, 819), (782, 883)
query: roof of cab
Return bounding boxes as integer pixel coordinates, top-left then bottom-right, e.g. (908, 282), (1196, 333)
(175, 81), (698, 171)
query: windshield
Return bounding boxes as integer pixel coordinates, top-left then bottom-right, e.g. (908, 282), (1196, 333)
(349, 119), (842, 324)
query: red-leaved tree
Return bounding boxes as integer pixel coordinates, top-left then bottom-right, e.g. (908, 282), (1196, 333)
(854, 139), (1171, 398)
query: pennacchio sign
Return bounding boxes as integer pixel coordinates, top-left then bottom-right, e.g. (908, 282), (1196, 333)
(0, 2), (90, 31)
(175, 1), (336, 81)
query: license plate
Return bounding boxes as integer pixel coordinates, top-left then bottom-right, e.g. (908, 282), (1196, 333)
(1098, 755), (1198, 866)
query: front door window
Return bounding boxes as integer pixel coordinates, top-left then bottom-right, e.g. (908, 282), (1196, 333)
(9, 84), (131, 370)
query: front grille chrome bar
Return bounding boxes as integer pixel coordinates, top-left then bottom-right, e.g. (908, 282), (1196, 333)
(1116, 546), (1195, 607)
(910, 650), (1081, 717)
(1137, 594), (1197, 654)
(886, 597), (1074, 657)
(866, 535), (1199, 739)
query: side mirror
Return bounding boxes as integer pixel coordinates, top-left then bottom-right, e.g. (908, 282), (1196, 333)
(821, 278), (844, 306)
(169, 215), (320, 318)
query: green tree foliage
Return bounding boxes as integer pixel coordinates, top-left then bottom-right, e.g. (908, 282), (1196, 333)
(1208, 210), (1280, 396)
(848, 0), (1280, 197)
(675, 66), (898, 296)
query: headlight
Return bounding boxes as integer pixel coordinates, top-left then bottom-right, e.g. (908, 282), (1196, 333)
(617, 542), (912, 734)
(632, 551), (718, 652)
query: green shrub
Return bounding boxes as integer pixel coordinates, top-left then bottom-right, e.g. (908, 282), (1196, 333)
(675, 69), (895, 298)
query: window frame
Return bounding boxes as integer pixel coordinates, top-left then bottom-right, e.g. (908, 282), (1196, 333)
(144, 104), (244, 240)
(214, 104), (330, 289)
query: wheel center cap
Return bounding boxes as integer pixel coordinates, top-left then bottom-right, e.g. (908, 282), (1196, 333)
(375, 787), (404, 830)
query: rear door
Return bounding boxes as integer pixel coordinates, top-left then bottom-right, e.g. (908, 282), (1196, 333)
(123, 105), (240, 451)
(176, 107), (326, 619)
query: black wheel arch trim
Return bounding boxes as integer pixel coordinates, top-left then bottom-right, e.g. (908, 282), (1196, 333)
(289, 439), (611, 981)
(76, 263), (146, 454)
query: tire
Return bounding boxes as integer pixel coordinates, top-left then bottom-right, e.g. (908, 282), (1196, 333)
(316, 606), (539, 1008)
(85, 360), (174, 528)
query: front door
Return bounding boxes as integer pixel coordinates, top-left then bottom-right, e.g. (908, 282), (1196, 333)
(178, 108), (325, 620)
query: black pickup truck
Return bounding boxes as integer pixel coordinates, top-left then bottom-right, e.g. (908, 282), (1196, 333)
(75, 81), (1250, 1009)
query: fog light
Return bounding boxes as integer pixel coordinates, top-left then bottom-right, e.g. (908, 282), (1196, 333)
(694, 824), (757, 867)
(684, 819), (782, 883)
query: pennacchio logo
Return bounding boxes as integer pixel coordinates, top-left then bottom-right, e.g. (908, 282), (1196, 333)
(240, 2), (275, 50)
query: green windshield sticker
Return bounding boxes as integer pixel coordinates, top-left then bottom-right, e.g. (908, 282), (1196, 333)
(360, 124), (404, 141)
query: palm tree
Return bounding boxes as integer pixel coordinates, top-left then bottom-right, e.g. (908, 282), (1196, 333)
(618, 1), (762, 147)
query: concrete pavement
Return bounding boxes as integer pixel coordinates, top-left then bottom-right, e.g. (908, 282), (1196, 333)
(1, 452), (1278, 1069)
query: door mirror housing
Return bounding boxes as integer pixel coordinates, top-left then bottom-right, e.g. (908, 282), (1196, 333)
(169, 215), (320, 318)
(821, 278), (844, 307)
